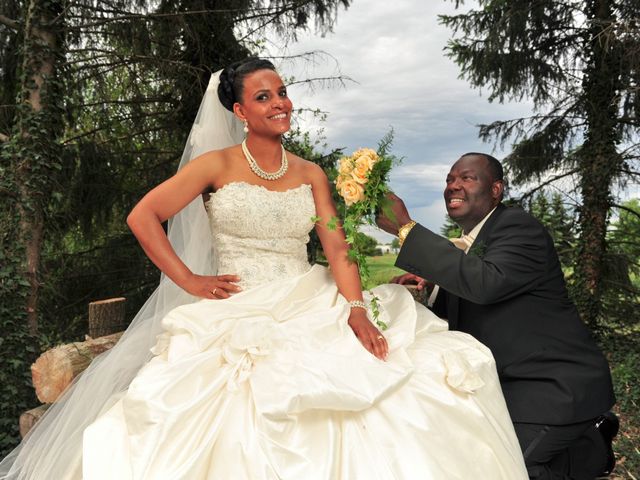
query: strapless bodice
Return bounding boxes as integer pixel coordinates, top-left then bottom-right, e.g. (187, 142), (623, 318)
(206, 182), (316, 290)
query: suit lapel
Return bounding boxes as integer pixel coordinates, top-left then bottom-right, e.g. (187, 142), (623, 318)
(446, 204), (506, 331)
(472, 203), (505, 250)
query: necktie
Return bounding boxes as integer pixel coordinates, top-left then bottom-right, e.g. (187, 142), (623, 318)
(450, 235), (473, 252)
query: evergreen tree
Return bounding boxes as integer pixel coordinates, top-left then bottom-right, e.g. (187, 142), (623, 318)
(440, 0), (640, 328)
(602, 198), (640, 326)
(440, 214), (462, 238)
(354, 232), (380, 257)
(527, 191), (577, 270)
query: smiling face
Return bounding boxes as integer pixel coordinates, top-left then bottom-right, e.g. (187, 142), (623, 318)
(444, 154), (504, 233)
(233, 69), (292, 137)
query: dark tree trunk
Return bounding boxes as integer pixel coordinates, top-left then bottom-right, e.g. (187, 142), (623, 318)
(575, 0), (622, 329)
(0, 0), (65, 455)
(13, 0), (64, 334)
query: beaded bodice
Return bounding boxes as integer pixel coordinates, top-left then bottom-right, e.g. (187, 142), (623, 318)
(206, 182), (316, 290)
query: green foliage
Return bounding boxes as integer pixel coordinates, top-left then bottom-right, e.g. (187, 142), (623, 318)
(524, 192), (640, 336)
(599, 199), (640, 330)
(0, 0), (67, 453)
(527, 191), (576, 270)
(600, 328), (640, 479)
(0, 248), (38, 454)
(440, 214), (462, 238)
(608, 199), (640, 279)
(0, 0), (21, 134)
(353, 232), (379, 257)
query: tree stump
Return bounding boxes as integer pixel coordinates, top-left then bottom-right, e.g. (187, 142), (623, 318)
(19, 404), (50, 438)
(404, 284), (427, 304)
(88, 297), (126, 338)
(31, 332), (124, 403)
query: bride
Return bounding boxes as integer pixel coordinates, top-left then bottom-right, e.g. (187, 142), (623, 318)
(0, 58), (527, 479)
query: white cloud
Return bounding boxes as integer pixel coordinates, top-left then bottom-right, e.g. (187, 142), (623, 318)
(269, 0), (537, 232)
(393, 163), (451, 191)
(412, 198), (449, 235)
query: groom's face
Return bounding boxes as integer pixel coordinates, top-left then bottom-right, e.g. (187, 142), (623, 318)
(444, 155), (500, 232)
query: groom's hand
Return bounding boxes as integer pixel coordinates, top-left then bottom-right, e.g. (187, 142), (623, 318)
(391, 273), (428, 291)
(375, 192), (412, 236)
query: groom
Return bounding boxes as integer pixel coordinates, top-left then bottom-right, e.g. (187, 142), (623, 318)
(376, 153), (617, 479)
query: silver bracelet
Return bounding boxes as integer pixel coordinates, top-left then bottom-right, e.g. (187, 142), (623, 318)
(348, 300), (368, 310)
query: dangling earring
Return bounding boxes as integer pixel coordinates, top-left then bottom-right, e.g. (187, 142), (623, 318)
(243, 120), (249, 134)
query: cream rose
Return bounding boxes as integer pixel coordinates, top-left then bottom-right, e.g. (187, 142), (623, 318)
(351, 159), (370, 184)
(353, 148), (379, 163)
(351, 154), (377, 184)
(338, 157), (354, 175)
(339, 179), (365, 206)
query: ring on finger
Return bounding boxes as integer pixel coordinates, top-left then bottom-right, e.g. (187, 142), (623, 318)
(212, 288), (217, 295)
(376, 335), (384, 340)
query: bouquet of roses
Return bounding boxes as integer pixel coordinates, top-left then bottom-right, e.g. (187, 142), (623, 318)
(331, 130), (401, 329)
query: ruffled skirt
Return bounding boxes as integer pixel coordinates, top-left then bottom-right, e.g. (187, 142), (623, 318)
(82, 265), (527, 479)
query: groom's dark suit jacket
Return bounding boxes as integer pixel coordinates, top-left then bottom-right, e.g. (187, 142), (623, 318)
(396, 204), (615, 425)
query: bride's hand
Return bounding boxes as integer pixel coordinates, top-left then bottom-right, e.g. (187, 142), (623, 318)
(183, 274), (241, 299)
(348, 310), (388, 360)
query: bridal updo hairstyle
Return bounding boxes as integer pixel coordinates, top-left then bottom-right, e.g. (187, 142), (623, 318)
(217, 58), (277, 112)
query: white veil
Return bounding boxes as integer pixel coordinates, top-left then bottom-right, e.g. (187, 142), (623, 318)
(0, 71), (244, 479)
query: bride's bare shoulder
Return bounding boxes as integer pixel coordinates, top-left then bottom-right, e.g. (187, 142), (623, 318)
(189, 145), (241, 170)
(301, 158), (330, 186)
(284, 152), (326, 179)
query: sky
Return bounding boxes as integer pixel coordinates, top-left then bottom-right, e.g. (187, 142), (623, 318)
(268, 0), (535, 241)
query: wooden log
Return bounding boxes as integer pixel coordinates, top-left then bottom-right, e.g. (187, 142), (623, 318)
(31, 331), (124, 403)
(19, 404), (49, 438)
(88, 297), (126, 338)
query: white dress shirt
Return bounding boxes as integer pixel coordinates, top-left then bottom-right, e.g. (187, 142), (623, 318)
(426, 207), (497, 308)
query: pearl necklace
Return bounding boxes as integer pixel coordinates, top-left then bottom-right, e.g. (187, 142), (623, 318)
(241, 139), (288, 181)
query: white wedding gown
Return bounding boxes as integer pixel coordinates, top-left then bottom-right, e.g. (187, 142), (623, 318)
(81, 182), (527, 479)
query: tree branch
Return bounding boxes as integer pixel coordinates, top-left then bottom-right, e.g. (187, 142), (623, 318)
(63, 125), (168, 145)
(67, 4), (303, 30)
(601, 278), (639, 295)
(612, 203), (640, 221)
(607, 239), (640, 248)
(286, 75), (355, 89)
(0, 186), (18, 199)
(78, 98), (173, 108)
(617, 168), (640, 178)
(0, 14), (19, 30)
(517, 169), (580, 201)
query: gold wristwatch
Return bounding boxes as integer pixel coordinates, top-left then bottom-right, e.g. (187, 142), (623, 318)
(398, 220), (417, 247)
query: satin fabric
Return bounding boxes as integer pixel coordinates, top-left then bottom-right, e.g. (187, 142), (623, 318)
(82, 265), (527, 479)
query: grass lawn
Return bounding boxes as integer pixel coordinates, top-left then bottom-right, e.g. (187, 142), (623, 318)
(363, 253), (405, 290)
(364, 254), (639, 479)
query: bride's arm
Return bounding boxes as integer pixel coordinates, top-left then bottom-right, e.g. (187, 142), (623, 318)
(127, 153), (240, 299)
(308, 163), (388, 360)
